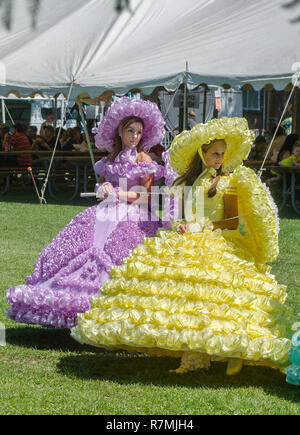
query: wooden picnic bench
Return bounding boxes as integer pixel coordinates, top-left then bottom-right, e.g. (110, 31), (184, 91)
(0, 150), (106, 199)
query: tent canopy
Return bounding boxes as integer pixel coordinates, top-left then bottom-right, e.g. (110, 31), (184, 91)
(0, 0), (299, 99)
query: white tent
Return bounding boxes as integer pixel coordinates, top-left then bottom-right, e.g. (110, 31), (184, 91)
(0, 0), (299, 99)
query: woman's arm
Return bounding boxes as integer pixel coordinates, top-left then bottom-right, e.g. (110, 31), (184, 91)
(117, 173), (154, 203)
(212, 194), (239, 230)
(97, 176), (106, 185)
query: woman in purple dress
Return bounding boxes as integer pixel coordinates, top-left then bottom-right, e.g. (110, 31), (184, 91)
(6, 97), (170, 328)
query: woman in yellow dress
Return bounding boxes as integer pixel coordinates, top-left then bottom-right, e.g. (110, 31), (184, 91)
(71, 117), (291, 375)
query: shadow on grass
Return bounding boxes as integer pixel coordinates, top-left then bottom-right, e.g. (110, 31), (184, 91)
(56, 352), (300, 403)
(5, 326), (99, 353)
(4, 325), (300, 403)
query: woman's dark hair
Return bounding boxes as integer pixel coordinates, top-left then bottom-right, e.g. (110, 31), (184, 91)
(271, 125), (285, 137)
(107, 116), (144, 161)
(56, 127), (65, 137)
(28, 125), (37, 132)
(70, 127), (81, 138)
(14, 122), (27, 133)
(173, 140), (226, 198)
(0, 126), (9, 135)
(277, 133), (299, 162)
(254, 135), (266, 146)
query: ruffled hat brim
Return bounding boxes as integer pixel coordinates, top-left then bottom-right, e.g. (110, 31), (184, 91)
(169, 117), (255, 175)
(93, 97), (166, 152)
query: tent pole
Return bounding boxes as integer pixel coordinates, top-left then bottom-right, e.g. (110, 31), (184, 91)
(292, 86), (298, 134)
(164, 89), (178, 120)
(75, 96), (98, 182)
(183, 61), (188, 131)
(202, 84), (207, 123)
(1, 98), (5, 124)
(60, 97), (64, 125)
(54, 95), (57, 130)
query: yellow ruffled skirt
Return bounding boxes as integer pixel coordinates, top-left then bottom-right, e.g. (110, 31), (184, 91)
(71, 228), (291, 373)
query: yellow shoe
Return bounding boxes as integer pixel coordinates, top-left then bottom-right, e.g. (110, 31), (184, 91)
(226, 359), (243, 375)
(171, 352), (211, 374)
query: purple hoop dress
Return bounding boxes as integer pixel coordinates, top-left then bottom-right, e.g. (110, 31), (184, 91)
(6, 148), (170, 328)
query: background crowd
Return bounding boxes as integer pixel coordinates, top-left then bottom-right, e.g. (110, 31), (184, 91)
(0, 113), (90, 167)
(1, 109), (300, 171)
(249, 121), (300, 167)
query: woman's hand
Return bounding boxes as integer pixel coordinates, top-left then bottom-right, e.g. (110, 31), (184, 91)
(176, 219), (213, 234)
(177, 224), (187, 234)
(96, 182), (114, 200)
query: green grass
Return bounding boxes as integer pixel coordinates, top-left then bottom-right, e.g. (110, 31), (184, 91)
(0, 185), (300, 415)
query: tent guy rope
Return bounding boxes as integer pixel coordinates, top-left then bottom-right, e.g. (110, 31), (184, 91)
(258, 68), (300, 179)
(39, 79), (75, 204)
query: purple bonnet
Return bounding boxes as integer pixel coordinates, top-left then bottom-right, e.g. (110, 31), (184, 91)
(93, 97), (166, 152)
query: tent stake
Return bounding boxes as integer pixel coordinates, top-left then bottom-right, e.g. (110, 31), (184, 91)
(27, 166), (42, 203)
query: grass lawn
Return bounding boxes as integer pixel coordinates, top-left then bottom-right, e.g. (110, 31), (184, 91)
(0, 184), (300, 415)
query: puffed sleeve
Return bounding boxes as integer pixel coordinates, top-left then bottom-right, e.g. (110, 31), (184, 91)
(94, 157), (108, 177)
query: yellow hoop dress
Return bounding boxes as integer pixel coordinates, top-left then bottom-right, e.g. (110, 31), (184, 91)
(71, 165), (291, 372)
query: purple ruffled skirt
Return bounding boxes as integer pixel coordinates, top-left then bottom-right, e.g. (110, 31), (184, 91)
(6, 200), (162, 328)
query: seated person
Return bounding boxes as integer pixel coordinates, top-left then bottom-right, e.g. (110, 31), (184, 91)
(75, 132), (88, 151)
(62, 127), (83, 151)
(264, 120), (277, 143)
(187, 111), (197, 129)
(0, 124), (11, 151)
(55, 127), (66, 148)
(39, 113), (54, 137)
(8, 123), (32, 167)
(280, 143), (300, 167)
(27, 126), (37, 145)
(277, 134), (299, 163)
(60, 128), (72, 148)
(266, 126), (286, 162)
(281, 143), (300, 207)
(266, 142), (300, 186)
(32, 126), (58, 151)
(281, 115), (292, 136)
(248, 135), (267, 160)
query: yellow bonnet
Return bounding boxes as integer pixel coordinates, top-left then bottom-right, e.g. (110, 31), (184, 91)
(169, 117), (255, 175)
